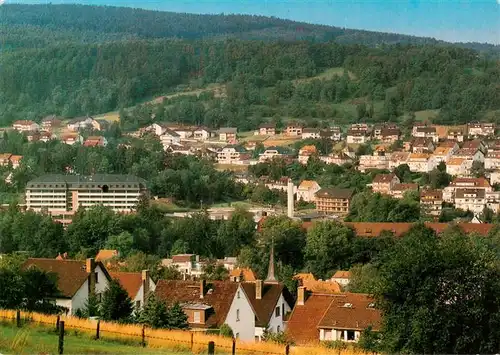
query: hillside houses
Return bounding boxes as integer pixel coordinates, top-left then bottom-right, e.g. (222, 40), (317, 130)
(217, 145), (250, 165)
(372, 173), (400, 195)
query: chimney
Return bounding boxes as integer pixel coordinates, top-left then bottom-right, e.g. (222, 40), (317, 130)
(200, 279), (206, 299)
(86, 258), (96, 295)
(142, 270), (150, 304)
(255, 279), (263, 300)
(297, 286), (306, 306)
(287, 179), (294, 218)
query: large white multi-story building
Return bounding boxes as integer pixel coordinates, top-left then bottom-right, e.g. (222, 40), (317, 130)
(26, 174), (147, 223)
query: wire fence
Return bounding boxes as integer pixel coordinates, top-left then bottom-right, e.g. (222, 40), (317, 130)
(0, 310), (365, 355)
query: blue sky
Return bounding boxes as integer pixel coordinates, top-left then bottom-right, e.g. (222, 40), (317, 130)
(8, 0), (500, 44)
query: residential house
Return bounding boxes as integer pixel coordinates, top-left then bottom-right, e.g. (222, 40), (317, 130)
(390, 183), (418, 199)
(171, 254), (204, 279)
(358, 154), (390, 172)
(155, 278), (294, 341)
(39, 131), (54, 143)
(407, 153), (435, 173)
(420, 189), (443, 217)
(0, 153), (12, 167)
(467, 122), (495, 138)
(286, 289), (380, 344)
(411, 137), (435, 153)
(286, 123), (303, 136)
(83, 136), (108, 147)
(217, 145), (250, 165)
(193, 127), (214, 141)
(453, 148), (485, 163)
(380, 128), (401, 143)
(301, 128), (321, 139)
(315, 188), (354, 217)
(218, 128), (238, 142)
(346, 130), (370, 144)
(486, 191), (500, 213)
(319, 153), (352, 166)
(454, 188), (486, 214)
(92, 119), (110, 131)
(293, 274), (342, 294)
(432, 147), (454, 164)
(372, 173), (400, 195)
(22, 258), (111, 315)
(328, 126), (342, 141)
(298, 145), (318, 164)
(25, 131), (40, 142)
(443, 177), (492, 202)
(439, 140), (460, 152)
(41, 115), (62, 131)
(259, 146), (292, 163)
(331, 271), (351, 287)
(389, 152), (410, 170)
(110, 270), (156, 310)
(264, 177), (293, 193)
(159, 129), (181, 148)
(446, 158), (472, 177)
(229, 268), (257, 282)
(60, 132), (83, 145)
(141, 123), (167, 136)
(173, 127), (194, 139)
(258, 123), (276, 136)
(485, 152), (500, 170)
(12, 120), (39, 132)
(7, 155), (22, 169)
(166, 144), (195, 156)
(297, 180), (321, 202)
(447, 127), (465, 142)
(490, 171), (500, 186)
(412, 126), (438, 143)
(67, 117), (95, 131)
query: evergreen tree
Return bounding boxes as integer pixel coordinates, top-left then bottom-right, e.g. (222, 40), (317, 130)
(138, 294), (169, 329)
(100, 279), (133, 322)
(166, 303), (189, 330)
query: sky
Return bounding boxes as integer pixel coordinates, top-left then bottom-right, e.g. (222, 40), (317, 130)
(7, 0), (500, 44)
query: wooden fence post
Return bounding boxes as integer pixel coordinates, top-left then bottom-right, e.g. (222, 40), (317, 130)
(58, 321), (65, 354)
(95, 320), (100, 340)
(285, 344), (290, 355)
(141, 325), (146, 347)
(190, 332), (194, 351)
(232, 337), (236, 355)
(208, 341), (215, 355)
(16, 310), (21, 328)
(56, 315), (60, 332)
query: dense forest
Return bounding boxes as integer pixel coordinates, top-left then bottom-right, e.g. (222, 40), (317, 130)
(0, 4), (499, 128)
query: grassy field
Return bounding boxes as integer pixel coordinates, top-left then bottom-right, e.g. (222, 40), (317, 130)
(0, 324), (190, 355)
(294, 67), (357, 84)
(414, 109), (440, 122)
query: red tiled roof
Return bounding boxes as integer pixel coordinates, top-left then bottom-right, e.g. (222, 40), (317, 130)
(301, 222), (493, 237)
(23, 258), (90, 298)
(392, 183), (419, 191)
(286, 294), (334, 344)
(155, 280), (238, 328)
(172, 254), (195, 263)
(229, 267), (256, 281)
(332, 271), (351, 279)
(450, 177), (491, 188)
(95, 249), (118, 262)
(317, 293), (381, 331)
(240, 282), (294, 327)
(110, 272), (142, 299)
(373, 173), (397, 184)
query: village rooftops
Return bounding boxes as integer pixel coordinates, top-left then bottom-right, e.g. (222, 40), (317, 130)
(222, 145), (247, 153)
(372, 173), (397, 184)
(449, 177), (491, 188)
(420, 189), (443, 199)
(454, 188), (486, 199)
(109, 271), (145, 300)
(218, 127), (237, 133)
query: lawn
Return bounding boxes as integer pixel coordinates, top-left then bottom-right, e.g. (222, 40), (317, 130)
(294, 67), (357, 84)
(0, 324), (191, 354)
(414, 109), (440, 122)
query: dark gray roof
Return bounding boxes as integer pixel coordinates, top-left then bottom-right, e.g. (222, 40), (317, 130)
(218, 127), (237, 134)
(315, 188), (354, 199)
(27, 174), (147, 189)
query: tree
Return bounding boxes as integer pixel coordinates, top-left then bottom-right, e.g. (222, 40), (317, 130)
(219, 323), (234, 338)
(202, 260), (229, 281)
(100, 279), (133, 322)
(105, 231), (134, 257)
(374, 224), (500, 353)
(471, 161), (485, 178)
(216, 207), (256, 256)
(138, 294), (170, 329)
(76, 293), (100, 318)
(0, 268), (23, 309)
(22, 267), (60, 313)
(166, 303), (189, 330)
(357, 326), (381, 353)
(304, 221), (354, 279)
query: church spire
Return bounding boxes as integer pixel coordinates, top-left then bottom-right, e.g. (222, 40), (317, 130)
(265, 239), (278, 283)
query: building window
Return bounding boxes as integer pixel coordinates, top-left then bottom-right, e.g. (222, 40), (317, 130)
(277, 325), (280, 333)
(94, 272), (98, 283)
(237, 291), (240, 299)
(275, 306), (281, 317)
(194, 311), (201, 324)
(236, 309), (240, 322)
(347, 330), (355, 341)
(136, 300), (141, 309)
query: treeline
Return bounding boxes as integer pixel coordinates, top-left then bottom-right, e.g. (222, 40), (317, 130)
(1, 35), (499, 126)
(3, 4), (500, 53)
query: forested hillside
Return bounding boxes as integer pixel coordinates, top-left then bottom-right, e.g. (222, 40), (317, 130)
(2, 4), (500, 52)
(0, 4), (499, 128)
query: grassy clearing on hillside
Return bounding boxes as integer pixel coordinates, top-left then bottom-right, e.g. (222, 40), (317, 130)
(0, 324), (186, 355)
(294, 67), (357, 84)
(414, 109), (440, 122)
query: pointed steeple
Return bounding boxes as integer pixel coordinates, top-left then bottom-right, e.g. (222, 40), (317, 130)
(265, 239), (278, 283)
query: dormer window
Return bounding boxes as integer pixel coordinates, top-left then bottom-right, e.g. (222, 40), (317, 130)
(343, 303), (353, 308)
